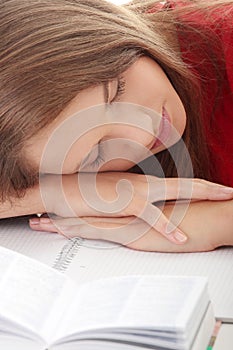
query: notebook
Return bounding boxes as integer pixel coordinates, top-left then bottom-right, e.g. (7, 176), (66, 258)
(0, 216), (232, 322)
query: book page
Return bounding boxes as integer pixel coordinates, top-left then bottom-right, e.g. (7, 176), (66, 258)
(64, 242), (233, 322)
(0, 216), (233, 322)
(0, 246), (75, 344)
(52, 275), (208, 346)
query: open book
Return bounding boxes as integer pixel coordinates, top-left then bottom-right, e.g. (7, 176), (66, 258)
(0, 216), (232, 322)
(0, 246), (214, 350)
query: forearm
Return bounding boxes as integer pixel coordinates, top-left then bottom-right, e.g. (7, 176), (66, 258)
(0, 172), (90, 219)
(0, 183), (45, 219)
(0, 171), (121, 219)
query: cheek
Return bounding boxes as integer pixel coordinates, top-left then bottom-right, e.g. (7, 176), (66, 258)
(117, 126), (152, 146)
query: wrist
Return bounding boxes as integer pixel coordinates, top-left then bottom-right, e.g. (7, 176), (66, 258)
(40, 174), (80, 217)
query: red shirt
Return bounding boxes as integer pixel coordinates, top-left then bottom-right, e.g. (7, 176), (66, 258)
(148, 2), (233, 186)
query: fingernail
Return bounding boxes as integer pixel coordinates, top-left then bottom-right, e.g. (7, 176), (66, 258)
(174, 230), (187, 242)
(29, 218), (40, 225)
(221, 187), (233, 194)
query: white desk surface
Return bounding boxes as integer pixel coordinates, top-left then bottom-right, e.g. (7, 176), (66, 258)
(213, 324), (233, 349)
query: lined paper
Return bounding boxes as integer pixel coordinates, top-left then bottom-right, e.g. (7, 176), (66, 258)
(0, 216), (232, 322)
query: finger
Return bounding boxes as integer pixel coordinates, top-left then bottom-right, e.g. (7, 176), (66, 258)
(30, 215), (132, 230)
(30, 198), (188, 245)
(30, 215), (150, 245)
(77, 217), (147, 244)
(31, 214), (160, 249)
(145, 177), (233, 202)
(128, 196), (188, 244)
(29, 217), (58, 233)
(29, 215), (214, 253)
(29, 217), (77, 240)
(45, 215), (132, 225)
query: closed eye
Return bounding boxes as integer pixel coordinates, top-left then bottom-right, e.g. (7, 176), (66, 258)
(81, 142), (105, 170)
(90, 153), (105, 169)
(89, 142), (105, 169)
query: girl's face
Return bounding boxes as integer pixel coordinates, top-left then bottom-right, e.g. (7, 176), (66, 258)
(26, 56), (186, 174)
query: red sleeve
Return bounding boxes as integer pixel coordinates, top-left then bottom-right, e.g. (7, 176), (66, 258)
(213, 8), (233, 186)
(222, 8), (233, 92)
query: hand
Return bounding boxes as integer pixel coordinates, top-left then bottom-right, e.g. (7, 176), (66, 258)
(32, 172), (233, 246)
(29, 198), (233, 252)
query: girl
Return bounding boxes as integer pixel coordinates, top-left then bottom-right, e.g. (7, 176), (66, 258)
(0, 0), (233, 252)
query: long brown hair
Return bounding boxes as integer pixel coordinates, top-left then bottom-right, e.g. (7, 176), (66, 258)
(0, 0), (231, 201)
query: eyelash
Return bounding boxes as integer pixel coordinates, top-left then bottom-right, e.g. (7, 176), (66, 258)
(90, 143), (105, 168)
(111, 76), (126, 103)
(91, 153), (105, 168)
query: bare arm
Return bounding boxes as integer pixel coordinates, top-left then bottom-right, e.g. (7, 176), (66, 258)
(0, 183), (45, 219)
(2, 170), (233, 251)
(2, 170), (233, 222)
(29, 197), (233, 253)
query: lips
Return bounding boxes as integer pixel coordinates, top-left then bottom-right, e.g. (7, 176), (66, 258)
(151, 107), (171, 149)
